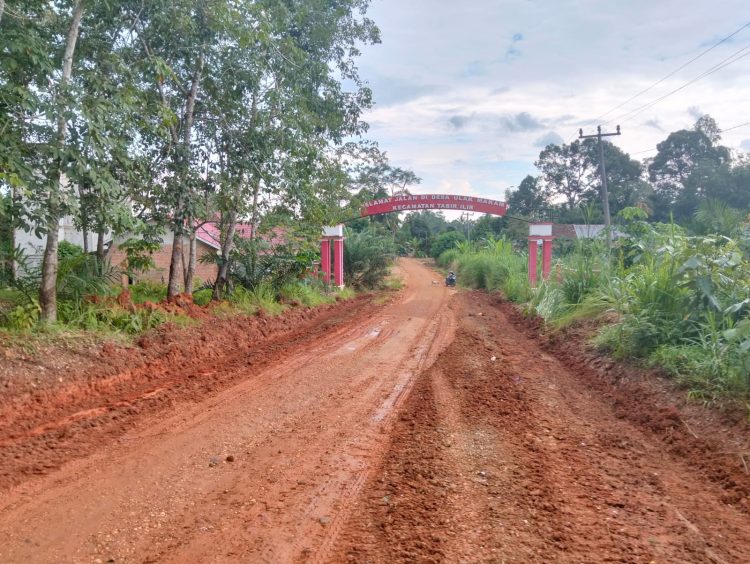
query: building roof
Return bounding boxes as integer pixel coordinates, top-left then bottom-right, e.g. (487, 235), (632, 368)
(551, 224), (625, 240)
(196, 223), (288, 249)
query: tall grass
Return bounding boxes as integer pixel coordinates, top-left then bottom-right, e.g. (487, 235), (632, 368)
(439, 218), (750, 399)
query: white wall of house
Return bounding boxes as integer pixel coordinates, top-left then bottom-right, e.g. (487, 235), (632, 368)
(14, 216), (100, 272)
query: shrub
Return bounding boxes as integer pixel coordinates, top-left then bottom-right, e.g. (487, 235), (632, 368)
(279, 281), (333, 307)
(343, 229), (396, 289)
(430, 231), (465, 259)
(129, 281), (167, 304)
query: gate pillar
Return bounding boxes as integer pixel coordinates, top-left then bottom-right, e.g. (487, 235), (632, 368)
(528, 238), (538, 287)
(322, 225), (345, 288)
(529, 223), (554, 286)
(320, 239), (331, 284)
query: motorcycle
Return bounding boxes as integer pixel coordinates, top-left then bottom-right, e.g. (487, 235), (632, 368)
(445, 272), (456, 287)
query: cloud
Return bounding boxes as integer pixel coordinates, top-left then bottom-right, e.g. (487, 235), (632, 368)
(534, 131), (564, 147)
(503, 31), (525, 61)
(355, 0), (750, 201)
(643, 119), (664, 131)
(448, 115), (472, 130)
(500, 112), (544, 132)
(687, 106), (703, 120)
(368, 74), (436, 106)
(462, 60), (487, 78)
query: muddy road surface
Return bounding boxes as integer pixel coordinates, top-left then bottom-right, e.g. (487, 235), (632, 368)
(2, 258), (749, 563)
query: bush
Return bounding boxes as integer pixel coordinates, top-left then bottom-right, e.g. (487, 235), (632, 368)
(279, 281), (334, 307)
(343, 229), (396, 289)
(229, 283), (284, 315)
(192, 288), (213, 306)
(129, 281), (167, 304)
(430, 231), (465, 259)
(437, 248), (460, 268)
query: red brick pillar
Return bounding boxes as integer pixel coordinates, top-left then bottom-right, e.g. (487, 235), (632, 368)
(333, 238), (344, 287)
(528, 238), (538, 287)
(542, 238), (553, 280)
(321, 239), (331, 284)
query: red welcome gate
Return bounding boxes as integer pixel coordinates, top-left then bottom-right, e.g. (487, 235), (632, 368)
(360, 194), (508, 217)
(320, 194), (553, 287)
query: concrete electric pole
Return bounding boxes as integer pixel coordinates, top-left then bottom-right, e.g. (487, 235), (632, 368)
(579, 125), (621, 248)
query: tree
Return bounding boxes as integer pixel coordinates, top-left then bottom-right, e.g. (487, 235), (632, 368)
(535, 139), (643, 218)
(431, 231), (466, 259)
(37, 0), (86, 322)
(648, 125), (730, 219)
(535, 141), (598, 208)
(199, 0), (384, 299)
(506, 175), (546, 216)
(694, 114), (722, 144)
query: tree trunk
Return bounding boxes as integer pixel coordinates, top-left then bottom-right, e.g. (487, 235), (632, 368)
(39, 0), (85, 323)
(248, 175), (262, 274)
(0, 1), (5, 24)
(167, 230), (184, 299)
(166, 54), (204, 300)
(96, 228), (105, 263)
(9, 184), (16, 282)
(82, 225), (89, 254)
(184, 230), (196, 296)
(213, 211), (236, 300)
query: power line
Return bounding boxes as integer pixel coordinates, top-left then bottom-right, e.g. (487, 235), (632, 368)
(593, 22), (750, 125)
(569, 21), (750, 142)
(722, 120), (750, 133)
(626, 120), (750, 158)
(607, 44), (750, 125)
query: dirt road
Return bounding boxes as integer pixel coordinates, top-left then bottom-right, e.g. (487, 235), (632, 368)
(1, 258), (749, 563)
(0, 258), (455, 563)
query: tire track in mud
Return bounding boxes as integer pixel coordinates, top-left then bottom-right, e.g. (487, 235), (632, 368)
(0, 259), (457, 564)
(334, 291), (750, 563)
(0, 295), (385, 491)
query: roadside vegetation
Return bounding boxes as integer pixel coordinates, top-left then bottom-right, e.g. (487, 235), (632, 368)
(0, 2), (409, 342)
(437, 205), (750, 401)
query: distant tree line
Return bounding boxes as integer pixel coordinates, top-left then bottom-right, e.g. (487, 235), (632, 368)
(509, 115), (750, 226)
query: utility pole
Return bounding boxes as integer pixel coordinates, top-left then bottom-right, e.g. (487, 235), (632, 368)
(460, 212), (472, 242)
(579, 125), (621, 248)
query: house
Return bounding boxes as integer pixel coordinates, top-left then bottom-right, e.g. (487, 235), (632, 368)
(106, 224), (289, 285)
(14, 215), (103, 271)
(15, 219), (288, 286)
(106, 227), (222, 285)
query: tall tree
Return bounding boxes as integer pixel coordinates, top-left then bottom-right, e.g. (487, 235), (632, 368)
(535, 139), (642, 215)
(648, 119), (730, 219)
(38, 0), (86, 323)
(506, 175), (547, 216)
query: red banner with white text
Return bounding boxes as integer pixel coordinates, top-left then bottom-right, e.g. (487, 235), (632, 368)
(361, 194), (508, 217)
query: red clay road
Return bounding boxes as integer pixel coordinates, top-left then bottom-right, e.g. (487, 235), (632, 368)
(1, 258), (749, 563)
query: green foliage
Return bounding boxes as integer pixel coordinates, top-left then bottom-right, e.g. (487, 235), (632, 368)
(447, 240), (530, 303)
(230, 241), (313, 291)
(343, 228), (396, 289)
(192, 288), (213, 306)
(279, 281), (334, 307)
(430, 231), (466, 259)
(119, 238), (161, 275)
(229, 283), (284, 316)
(129, 281), (167, 304)
(441, 211), (750, 399)
(437, 248), (461, 269)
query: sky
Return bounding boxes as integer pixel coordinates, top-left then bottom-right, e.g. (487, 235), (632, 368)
(355, 0), (750, 202)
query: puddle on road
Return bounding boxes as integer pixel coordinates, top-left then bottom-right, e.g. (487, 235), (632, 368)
(336, 323), (388, 355)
